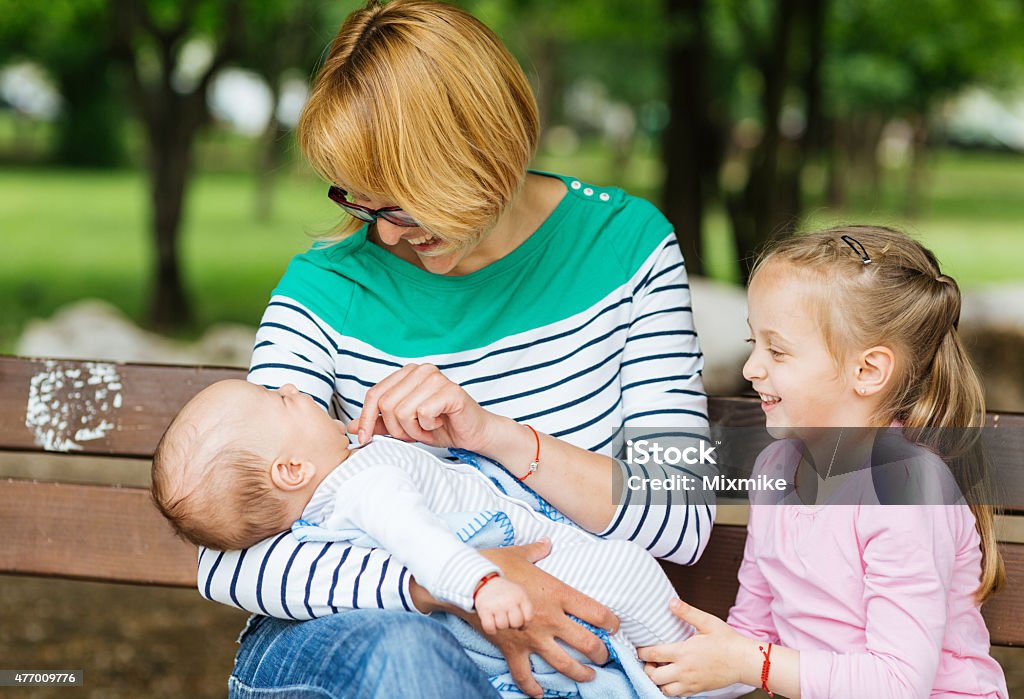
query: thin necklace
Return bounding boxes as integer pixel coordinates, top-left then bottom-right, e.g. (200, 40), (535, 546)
(795, 428), (845, 502)
(823, 428), (843, 480)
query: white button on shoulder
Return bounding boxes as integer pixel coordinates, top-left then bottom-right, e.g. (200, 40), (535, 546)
(583, 187), (594, 196)
(571, 181), (582, 190)
(599, 192), (610, 201)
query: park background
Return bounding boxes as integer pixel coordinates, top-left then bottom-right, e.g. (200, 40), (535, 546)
(1, 0), (1023, 696)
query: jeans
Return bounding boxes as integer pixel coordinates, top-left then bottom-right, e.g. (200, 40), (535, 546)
(228, 610), (500, 698)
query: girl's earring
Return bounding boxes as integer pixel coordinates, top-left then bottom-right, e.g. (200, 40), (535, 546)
(858, 387), (866, 395)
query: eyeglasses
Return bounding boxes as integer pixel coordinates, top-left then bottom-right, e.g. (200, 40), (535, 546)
(327, 186), (420, 228)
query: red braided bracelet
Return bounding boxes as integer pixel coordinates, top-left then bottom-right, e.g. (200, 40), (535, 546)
(472, 572), (499, 606)
(518, 424), (540, 481)
(759, 642), (774, 697)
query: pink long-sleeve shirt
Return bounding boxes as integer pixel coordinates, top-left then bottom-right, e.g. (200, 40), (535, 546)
(726, 439), (1007, 699)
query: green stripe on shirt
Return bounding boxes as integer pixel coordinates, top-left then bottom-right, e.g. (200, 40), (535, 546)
(273, 173), (675, 357)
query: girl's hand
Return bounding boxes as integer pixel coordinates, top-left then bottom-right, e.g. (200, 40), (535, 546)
(638, 599), (746, 697)
(349, 363), (505, 452)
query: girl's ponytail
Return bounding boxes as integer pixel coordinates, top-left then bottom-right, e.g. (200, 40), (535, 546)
(905, 273), (981, 432)
(904, 327), (1005, 602)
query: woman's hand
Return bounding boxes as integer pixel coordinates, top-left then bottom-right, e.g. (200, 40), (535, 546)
(637, 599), (749, 697)
(349, 363), (511, 453)
(416, 539), (620, 699)
(353, 364), (619, 529)
(479, 540), (619, 698)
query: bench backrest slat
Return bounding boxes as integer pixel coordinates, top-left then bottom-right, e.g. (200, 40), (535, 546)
(0, 356), (243, 458)
(0, 478), (196, 586)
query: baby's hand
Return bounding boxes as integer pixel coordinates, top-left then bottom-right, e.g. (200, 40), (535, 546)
(474, 576), (534, 635)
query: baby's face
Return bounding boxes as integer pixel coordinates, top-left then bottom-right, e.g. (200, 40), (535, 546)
(194, 380), (350, 469)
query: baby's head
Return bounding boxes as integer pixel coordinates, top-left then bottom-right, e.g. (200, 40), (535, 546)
(151, 380), (350, 550)
(744, 225), (983, 432)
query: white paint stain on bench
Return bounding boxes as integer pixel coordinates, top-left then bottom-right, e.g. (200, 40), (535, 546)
(25, 361), (124, 452)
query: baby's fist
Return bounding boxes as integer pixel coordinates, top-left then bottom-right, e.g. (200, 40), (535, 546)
(474, 576), (534, 635)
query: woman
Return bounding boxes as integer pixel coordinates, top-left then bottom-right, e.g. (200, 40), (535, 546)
(206, 2), (711, 697)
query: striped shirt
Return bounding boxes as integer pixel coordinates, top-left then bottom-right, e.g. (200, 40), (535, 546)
(199, 173), (713, 619)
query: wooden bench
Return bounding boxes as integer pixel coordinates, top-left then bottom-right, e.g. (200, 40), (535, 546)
(1, 355), (1022, 647)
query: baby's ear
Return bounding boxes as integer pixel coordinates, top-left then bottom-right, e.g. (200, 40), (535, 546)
(270, 459), (316, 491)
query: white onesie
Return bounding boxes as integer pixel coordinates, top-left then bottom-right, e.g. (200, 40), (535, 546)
(294, 437), (692, 647)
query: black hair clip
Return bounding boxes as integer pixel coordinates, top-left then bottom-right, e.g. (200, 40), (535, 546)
(840, 235), (872, 264)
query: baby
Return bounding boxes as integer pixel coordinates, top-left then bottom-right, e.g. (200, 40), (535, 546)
(151, 379), (692, 648)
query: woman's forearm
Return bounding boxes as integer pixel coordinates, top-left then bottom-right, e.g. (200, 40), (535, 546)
(198, 536), (416, 618)
(478, 416), (617, 532)
(409, 577), (458, 614)
(478, 415), (713, 565)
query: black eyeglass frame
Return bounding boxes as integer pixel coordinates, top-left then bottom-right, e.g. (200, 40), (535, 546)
(327, 186), (420, 228)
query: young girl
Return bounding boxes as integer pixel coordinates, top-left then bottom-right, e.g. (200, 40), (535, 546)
(638, 226), (1008, 698)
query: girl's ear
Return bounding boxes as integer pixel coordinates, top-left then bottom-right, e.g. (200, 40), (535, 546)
(855, 346), (896, 396)
(270, 459), (316, 491)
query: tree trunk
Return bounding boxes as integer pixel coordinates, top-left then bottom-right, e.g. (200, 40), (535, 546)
(146, 94), (197, 330)
(800, 0), (827, 161)
(777, 0), (827, 227)
(53, 55), (124, 168)
(109, 0), (242, 331)
(905, 113), (929, 218)
(255, 81), (286, 223)
(530, 36), (562, 132)
(728, 0), (801, 283)
(255, 119), (287, 223)
(245, 0), (324, 224)
(661, 0), (716, 277)
(865, 114), (886, 202)
(826, 117), (847, 208)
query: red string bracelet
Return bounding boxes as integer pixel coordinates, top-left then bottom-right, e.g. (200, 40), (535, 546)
(518, 424), (540, 481)
(759, 643), (774, 697)
(473, 572), (499, 606)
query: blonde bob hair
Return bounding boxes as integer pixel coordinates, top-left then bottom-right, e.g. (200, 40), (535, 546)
(753, 225), (1004, 601)
(298, 0), (540, 250)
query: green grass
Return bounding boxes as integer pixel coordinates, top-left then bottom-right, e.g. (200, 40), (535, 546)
(801, 150), (1024, 288)
(2, 148), (1023, 352)
(0, 168), (328, 350)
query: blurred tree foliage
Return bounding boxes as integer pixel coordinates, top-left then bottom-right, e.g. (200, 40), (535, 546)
(107, 0), (249, 328)
(2, 0), (1024, 324)
(824, 0), (1024, 217)
(0, 0), (125, 167)
(235, 1), (353, 222)
(475, 0), (1024, 280)
(2, 0), (341, 329)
